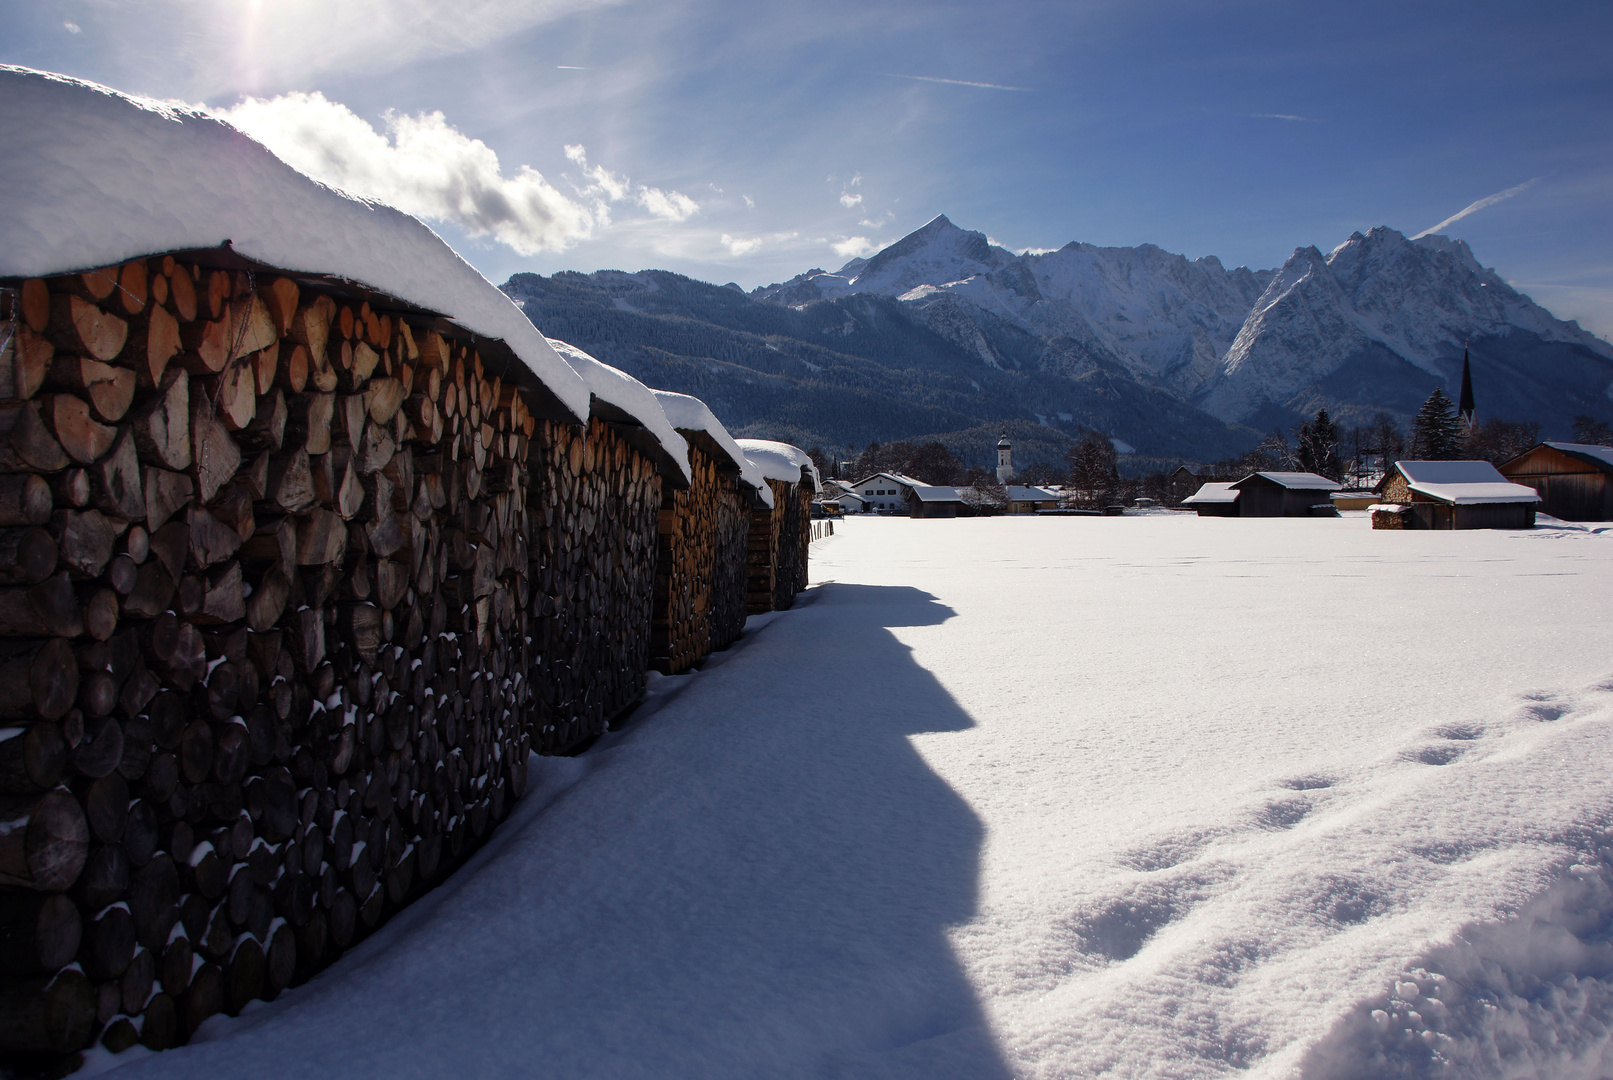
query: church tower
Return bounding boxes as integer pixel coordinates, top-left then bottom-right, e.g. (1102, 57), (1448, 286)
(996, 432), (1014, 483)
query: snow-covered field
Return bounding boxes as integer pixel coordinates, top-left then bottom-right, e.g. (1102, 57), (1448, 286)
(99, 514), (1613, 1079)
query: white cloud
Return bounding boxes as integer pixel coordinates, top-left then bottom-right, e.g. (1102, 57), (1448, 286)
(859, 211), (895, 228)
(839, 192), (863, 208)
(722, 234), (765, 256)
(63, 21), (81, 33)
(849, 173), (863, 187)
(565, 144), (698, 222)
(220, 92), (594, 254)
(1413, 178), (1542, 240)
(743, 195), (755, 208)
(217, 92), (697, 255)
(640, 186), (699, 221)
(832, 236), (879, 259)
(1250, 112), (1321, 122)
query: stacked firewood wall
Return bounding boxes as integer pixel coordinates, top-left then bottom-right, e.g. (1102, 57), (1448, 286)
(0, 259), (562, 1066)
(745, 480), (782, 615)
(525, 416), (659, 753)
(651, 441), (750, 675)
(707, 471), (752, 655)
(775, 477), (811, 611)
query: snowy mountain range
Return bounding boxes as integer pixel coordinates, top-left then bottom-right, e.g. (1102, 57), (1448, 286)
(756, 216), (1613, 435)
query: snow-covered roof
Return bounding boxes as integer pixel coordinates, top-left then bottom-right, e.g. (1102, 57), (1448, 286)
(1393, 461), (1540, 505)
(1006, 486), (1060, 502)
(911, 486), (965, 502)
(853, 471), (926, 490)
(0, 67), (593, 424)
(1232, 472), (1343, 491)
(649, 388), (771, 505)
(545, 339), (690, 486)
(1542, 442), (1613, 473)
(824, 490), (866, 504)
(737, 439), (819, 492)
(1183, 482), (1240, 504)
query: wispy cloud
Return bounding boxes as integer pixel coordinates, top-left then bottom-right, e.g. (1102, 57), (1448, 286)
(217, 92), (696, 254)
(839, 192), (863, 208)
(884, 73), (1031, 92)
(63, 21), (81, 33)
(1413, 177), (1542, 239)
(832, 236), (880, 259)
(564, 144), (699, 222)
(1251, 112), (1320, 122)
(556, 65), (588, 70)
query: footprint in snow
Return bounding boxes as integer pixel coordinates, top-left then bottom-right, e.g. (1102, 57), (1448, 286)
(1406, 744), (1465, 766)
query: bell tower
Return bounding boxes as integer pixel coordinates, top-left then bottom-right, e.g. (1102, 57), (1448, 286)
(996, 432), (1014, 483)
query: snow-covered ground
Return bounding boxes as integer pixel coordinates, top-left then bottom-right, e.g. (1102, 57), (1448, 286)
(98, 514), (1613, 1079)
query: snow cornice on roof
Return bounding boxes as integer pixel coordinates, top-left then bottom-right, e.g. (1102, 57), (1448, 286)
(737, 440), (819, 491)
(652, 389), (773, 508)
(0, 66), (593, 425)
(544, 338), (691, 487)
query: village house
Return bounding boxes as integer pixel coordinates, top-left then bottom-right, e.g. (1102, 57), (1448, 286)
(854, 471), (925, 512)
(1004, 485), (1063, 514)
(1227, 472), (1342, 516)
(1499, 442), (1613, 521)
(1374, 460), (1540, 529)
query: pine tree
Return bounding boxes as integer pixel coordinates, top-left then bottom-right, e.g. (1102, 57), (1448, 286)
(1412, 388), (1465, 460)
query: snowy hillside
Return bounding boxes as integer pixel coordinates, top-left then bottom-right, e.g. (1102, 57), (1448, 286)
(755, 216), (1613, 437)
(97, 514), (1613, 1079)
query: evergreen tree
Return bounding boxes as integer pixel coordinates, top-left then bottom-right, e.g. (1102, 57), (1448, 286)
(1571, 415), (1613, 445)
(1412, 388), (1466, 459)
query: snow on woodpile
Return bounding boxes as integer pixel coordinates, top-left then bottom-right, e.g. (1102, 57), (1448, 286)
(651, 389), (772, 507)
(1396, 461), (1541, 504)
(541, 338), (690, 484)
(0, 66), (591, 422)
(736, 439), (819, 491)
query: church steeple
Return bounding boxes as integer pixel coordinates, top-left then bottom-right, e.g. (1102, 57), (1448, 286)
(1458, 347), (1476, 428)
(996, 432), (1014, 483)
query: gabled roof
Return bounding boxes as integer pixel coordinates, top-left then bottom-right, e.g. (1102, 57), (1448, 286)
(1005, 486), (1060, 502)
(910, 485), (965, 502)
(1392, 460), (1540, 505)
(1534, 442), (1613, 474)
(1230, 472), (1343, 492)
(1182, 482), (1239, 504)
(852, 472), (926, 489)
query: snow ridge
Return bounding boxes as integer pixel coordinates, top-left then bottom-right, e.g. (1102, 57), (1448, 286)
(0, 66), (593, 425)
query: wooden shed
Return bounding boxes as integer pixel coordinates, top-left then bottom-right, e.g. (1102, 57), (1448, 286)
(1375, 460), (1540, 529)
(907, 485), (965, 517)
(1498, 442), (1613, 521)
(1181, 482), (1240, 517)
(1227, 472), (1342, 517)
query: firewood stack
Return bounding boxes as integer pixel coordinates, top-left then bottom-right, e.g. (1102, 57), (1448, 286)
(524, 416), (659, 753)
(650, 436), (751, 675)
(0, 257), (571, 1067)
(746, 470), (812, 615)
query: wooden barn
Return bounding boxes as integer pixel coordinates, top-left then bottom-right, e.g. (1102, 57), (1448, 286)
(907, 485), (966, 517)
(1375, 460), (1540, 529)
(1227, 472), (1342, 517)
(1181, 482), (1240, 517)
(1498, 442), (1613, 521)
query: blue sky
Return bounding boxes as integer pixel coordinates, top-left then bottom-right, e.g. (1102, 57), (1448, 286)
(8, 0), (1612, 335)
